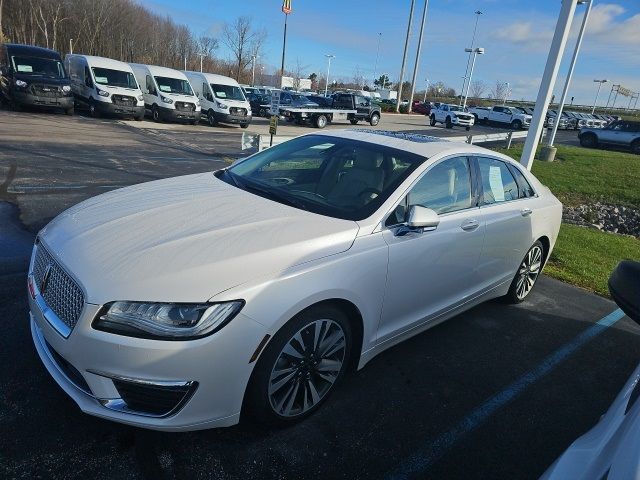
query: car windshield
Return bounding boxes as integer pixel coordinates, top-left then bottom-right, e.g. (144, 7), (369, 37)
(515, 107), (527, 113)
(222, 135), (427, 221)
(92, 67), (138, 88)
(292, 94), (311, 102)
(211, 84), (245, 100)
(11, 56), (65, 78)
(448, 105), (467, 112)
(154, 76), (193, 95)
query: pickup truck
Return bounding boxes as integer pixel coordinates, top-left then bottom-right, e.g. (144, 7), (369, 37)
(429, 103), (474, 130)
(469, 105), (532, 129)
(279, 93), (381, 128)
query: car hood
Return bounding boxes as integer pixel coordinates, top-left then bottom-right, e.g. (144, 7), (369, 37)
(39, 173), (359, 304)
(15, 72), (70, 87)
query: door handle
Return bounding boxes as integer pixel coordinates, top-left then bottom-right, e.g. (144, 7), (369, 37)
(521, 208), (532, 217)
(460, 219), (479, 231)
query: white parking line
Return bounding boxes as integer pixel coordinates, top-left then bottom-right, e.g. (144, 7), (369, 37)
(386, 308), (626, 480)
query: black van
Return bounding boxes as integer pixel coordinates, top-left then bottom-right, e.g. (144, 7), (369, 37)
(0, 43), (74, 114)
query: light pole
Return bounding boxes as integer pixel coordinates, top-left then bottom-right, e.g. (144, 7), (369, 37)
(591, 79), (608, 114)
(251, 54), (259, 86)
(372, 32), (382, 89)
(408, 0), (430, 113)
(460, 10), (483, 106)
(324, 54), (335, 97)
(423, 78), (430, 102)
(462, 47), (484, 109)
(199, 53), (205, 73)
(69, 38), (73, 54)
(548, 0), (592, 148)
(502, 82), (510, 106)
(396, 0), (416, 113)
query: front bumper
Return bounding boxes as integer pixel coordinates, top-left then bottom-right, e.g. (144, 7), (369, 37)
(214, 111), (252, 126)
(96, 101), (144, 118)
(158, 105), (201, 122)
(29, 289), (266, 431)
(13, 90), (74, 109)
(451, 116), (474, 127)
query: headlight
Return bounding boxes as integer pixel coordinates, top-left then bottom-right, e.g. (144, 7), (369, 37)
(15, 79), (28, 88)
(62, 85), (71, 93)
(93, 300), (244, 340)
(216, 101), (229, 110)
(138, 94), (144, 101)
(161, 95), (173, 104)
(196, 100), (201, 107)
(97, 88), (110, 97)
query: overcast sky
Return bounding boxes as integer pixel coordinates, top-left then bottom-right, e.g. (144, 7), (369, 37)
(141, 0), (639, 107)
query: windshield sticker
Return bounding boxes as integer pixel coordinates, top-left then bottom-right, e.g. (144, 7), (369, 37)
(94, 76), (108, 84)
(159, 85), (172, 92)
(488, 166), (505, 202)
(17, 64), (33, 73)
(216, 91), (227, 98)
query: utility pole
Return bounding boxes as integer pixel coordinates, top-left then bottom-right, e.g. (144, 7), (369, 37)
(408, 0), (429, 113)
(462, 48), (484, 109)
(520, 0), (579, 170)
(591, 79), (608, 114)
(372, 32), (382, 89)
(395, 0), (416, 113)
(460, 10), (483, 106)
(548, 0), (592, 148)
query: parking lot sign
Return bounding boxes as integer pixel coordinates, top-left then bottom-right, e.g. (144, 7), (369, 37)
(269, 116), (278, 136)
(270, 89), (281, 116)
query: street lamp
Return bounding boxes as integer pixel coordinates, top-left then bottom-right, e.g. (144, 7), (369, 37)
(251, 54), (259, 86)
(462, 47), (484, 109)
(460, 10), (483, 106)
(423, 78), (430, 102)
(324, 54), (335, 97)
(592, 79), (608, 114)
(372, 32), (382, 89)
(502, 82), (510, 106)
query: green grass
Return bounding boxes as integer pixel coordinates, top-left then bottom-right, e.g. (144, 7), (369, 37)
(545, 224), (640, 296)
(496, 144), (640, 208)
(493, 144), (640, 296)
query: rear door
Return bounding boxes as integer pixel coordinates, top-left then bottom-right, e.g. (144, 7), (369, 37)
(474, 156), (536, 291)
(598, 121), (627, 145)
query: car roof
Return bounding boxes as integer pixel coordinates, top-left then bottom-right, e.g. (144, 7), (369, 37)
(183, 71), (238, 86)
(6, 43), (61, 59)
(66, 54), (133, 71)
(307, 129), (519, 165)
(130, 63), (188, 80)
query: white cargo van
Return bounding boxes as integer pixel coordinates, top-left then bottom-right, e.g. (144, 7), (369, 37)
(183, 71), (251, 128)
(65, 55), (144, 119)
(130, 63), (201, 124)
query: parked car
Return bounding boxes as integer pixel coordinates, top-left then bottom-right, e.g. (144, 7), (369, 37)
(579, 120), (640, 154)
(430, 103), (475, 130)
(469, 105), (532, 129)
(412, 101), (431, 115)
(305, 94), (334, 108)
(542, 260), (640, 480)
(28, 129), (561, 430)
(184, 71), (252, 128)
(130, 63), (200, 124)
(547, 110), (571, 130)
(246, 92), (271, 117)
(0, 43), (74, 114)
(279, 91), (319, 109)
(65, 54), (144, 119)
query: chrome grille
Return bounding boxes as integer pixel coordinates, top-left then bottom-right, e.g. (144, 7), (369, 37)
(30, 84), (62, 98)
(230, 107), (247, 116)
(33, 243), (84, 330)
(111, 94), (136, 106)
(175, 101), (195, 112)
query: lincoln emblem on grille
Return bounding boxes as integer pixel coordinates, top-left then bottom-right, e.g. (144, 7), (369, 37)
(41, 264), (53, 293)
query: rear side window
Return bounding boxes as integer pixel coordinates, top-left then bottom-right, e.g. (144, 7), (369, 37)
(509, 165), (535, 198)
(477, 157), (519, 204)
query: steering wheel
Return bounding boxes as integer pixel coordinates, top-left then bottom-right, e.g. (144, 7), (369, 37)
(289, 189), (327, 201)
(358, 188), (382, 201)
(267, 177), (294, 186)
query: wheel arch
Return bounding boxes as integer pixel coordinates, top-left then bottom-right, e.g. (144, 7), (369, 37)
(536, 235), (551, 267)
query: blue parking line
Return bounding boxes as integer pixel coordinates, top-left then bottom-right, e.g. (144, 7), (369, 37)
(387, 308), (626, 480)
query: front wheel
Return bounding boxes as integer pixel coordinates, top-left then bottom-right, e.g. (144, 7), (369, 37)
(152, 105), (161, 122)
(503, 241), (544, 303)
(630, 139), (640, 155)
(240, 123), (249, 129)
(445, 116), (453, 129)
(207, 110), (218, 127)
(64, 106), (74, 116)
(465, 126), (471, 131)
(88, 99), (99, 118)
(511, 120), (522, 130)
(579, 133), (597, 149)
(244, 304), (352, 424)
(430, 115), (436, 126)
(369, 113), (380, 126)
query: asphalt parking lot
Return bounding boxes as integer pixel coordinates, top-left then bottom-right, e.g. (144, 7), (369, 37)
(1, 109), (637, 480)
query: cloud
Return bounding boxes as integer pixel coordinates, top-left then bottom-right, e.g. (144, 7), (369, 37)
(490, 21), (554, 51)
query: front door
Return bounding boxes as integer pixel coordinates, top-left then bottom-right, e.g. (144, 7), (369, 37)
(378, 156), (485, 342)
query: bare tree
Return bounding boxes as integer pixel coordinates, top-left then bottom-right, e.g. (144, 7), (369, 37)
(470, 80), (487, 99)
(352, 66), (365, 89)
(288, 57), (308, 90)
(221, 16), (266, 82)
(491, 80), (508, 101)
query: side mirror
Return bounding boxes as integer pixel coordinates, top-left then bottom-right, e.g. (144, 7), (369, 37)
(407, 205), (440, 229)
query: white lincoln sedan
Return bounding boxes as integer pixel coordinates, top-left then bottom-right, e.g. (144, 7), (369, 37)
(28, 130), (562, 431)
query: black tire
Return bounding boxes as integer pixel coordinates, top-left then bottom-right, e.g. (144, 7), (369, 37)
(244, 304), (352, 425)
(152, 105), (161, 122)
(240, 123), (249, 129)
(134, 112), (144, 121)
(465, 126), (471, 131)
(630, 139), (640, 155)
(350, 119), (359, 125)
(64, 106), (74, 116)
(259, 107), (268, 117)
(511, 120), (522, 130)
(88, 99), (99, 118)
(579, 132), (597, 149)
(430, 114), (436, 126)
(445, 116), (453, 129)
(472, 113), (478, 122)
(503, 240), (545, 304)
(207, 109), (218, 127)
(369, 113), (380, 126)
(315, 114), (328, 129)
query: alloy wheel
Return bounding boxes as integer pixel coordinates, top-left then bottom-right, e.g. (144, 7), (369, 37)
(268, 319), (346, 417)
(515, 245), (543, 300)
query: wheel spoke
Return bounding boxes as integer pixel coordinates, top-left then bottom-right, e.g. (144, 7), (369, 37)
(274, 379), (298, 414)
(282, 381), (300, 416)
(269, 370), (296, 395)
(307, 379), (321, 404)
(317, 358), (341, 373)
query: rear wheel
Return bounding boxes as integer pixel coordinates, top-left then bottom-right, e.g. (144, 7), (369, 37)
(430, 114), (436, 126)
(350, 119), (359, 125)
(369, 113), (380, 126)
(503, 241), (544, 303)
(315, 114), (328, 129)
(579, 132), (597, 148)
(244, 304), (352, 425)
